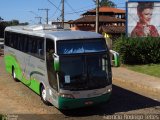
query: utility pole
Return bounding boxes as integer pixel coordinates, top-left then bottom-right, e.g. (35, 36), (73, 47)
(96, 0), (99, 33)
(61, 0), (64, 28)
(38, 8), (50, 24)
(35, 17), (42, 24)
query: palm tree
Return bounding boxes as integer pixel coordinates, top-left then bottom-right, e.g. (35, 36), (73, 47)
(93, 0), (117, 8)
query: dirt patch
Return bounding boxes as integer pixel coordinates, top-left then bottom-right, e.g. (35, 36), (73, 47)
(0, 56), (61, 114)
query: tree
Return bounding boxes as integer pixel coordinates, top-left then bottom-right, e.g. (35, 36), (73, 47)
(10, 20), (19, 26)
(0, 17), (3, 21)
(93, 0), (116, 8)
(20, 22), (29, 25)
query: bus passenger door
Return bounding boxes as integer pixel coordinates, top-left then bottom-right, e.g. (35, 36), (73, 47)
(46, 39), (58, 92)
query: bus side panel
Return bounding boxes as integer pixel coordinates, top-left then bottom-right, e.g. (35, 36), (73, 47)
(25, 56), (47, 95)
(4, 55), (14, 74)
(19, 69), (41, 95)
(4, 49), (43, 95)
(29, 79), (40, 95)
(28, 70), (46, 95)
(4, 54), (23, 80)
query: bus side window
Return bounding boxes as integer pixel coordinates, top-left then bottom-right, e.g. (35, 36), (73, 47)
(4, 31), (9, 46)
(18, 34), (24, 51)
(13, 33), (18, 49)
(9, 32), (14, 48)
(28, 38), (33, 54)
(23, 35), (28, 53)
(37, 38), (44, 59)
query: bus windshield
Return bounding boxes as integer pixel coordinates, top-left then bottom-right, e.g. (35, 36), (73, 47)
(57, 39), (107, 55)
(58, 54), (111, 91)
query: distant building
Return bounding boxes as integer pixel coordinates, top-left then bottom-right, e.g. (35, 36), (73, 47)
(68, 6), (126, 40)
(50, 21), (71, 29)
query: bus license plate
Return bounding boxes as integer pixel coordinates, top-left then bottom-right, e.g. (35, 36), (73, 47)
(85, 101), (93, 105)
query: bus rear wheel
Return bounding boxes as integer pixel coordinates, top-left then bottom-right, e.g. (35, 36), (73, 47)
(12, 67), (19, 82)
(40, 85), (50, 105)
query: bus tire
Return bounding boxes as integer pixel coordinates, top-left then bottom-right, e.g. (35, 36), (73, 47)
(40, 85), (50, 105)
(12, 67), (19, 82)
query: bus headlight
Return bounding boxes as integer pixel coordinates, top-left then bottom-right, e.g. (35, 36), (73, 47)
(59, 93), (75, 99)
(107, 88), (112, 93)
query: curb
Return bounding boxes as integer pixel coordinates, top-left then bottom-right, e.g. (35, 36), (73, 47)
(113, 77), (160, 98)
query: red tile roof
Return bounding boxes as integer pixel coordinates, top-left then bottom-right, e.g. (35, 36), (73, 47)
(69, 15), (125, 24)
(82, 6), (125, 15)
(71, 26), (95, 31)
(70, 25), (126, 34)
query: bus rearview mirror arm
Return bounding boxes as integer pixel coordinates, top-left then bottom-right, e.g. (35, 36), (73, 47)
(53, 53), (60, 71)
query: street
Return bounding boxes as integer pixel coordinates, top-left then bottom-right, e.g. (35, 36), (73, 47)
(0, 56), (160, 120)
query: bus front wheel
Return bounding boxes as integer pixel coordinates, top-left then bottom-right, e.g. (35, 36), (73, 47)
(40, 85), (50, 105)
(12, 67), (19, 82)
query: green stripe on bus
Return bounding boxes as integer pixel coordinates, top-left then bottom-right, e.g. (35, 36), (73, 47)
(4, 55), (40, 95)
(29, 79), (40, 95)
(4, 55), (23, 79)
(114, 53), (120, 67)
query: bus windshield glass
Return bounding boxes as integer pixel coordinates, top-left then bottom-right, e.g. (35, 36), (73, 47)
(58, 54), (111, 91)
(57, 39), (107, 54)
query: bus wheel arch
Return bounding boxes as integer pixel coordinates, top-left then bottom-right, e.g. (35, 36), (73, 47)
(40, 83), (50, 105)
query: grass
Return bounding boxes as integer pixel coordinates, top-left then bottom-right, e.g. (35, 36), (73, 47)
(125, 64), (160, 78)
(0, 114), (7, 120)
(0, 114), (3, 120)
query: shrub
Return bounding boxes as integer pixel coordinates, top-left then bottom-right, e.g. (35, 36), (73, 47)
(113, 36), (160, 64)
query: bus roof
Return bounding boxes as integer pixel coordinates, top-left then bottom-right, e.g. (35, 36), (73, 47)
(5, 25), (103, 41)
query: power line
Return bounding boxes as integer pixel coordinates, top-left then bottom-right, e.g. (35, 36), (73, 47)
(74, 4), (95, 11)
(46, 0), (127, 22)
(48, 1), (61, 20)
(65, 9), (92, 15)
(47, 0), (61, 12)
(47, 0), (95, 21)
(38, 8), (50, 24)
(65, 0), (79, 16)
(29, 19), (36, 24)
(28, 11), (46, 23)
(35, 16), (42, 24)
(29, 11), (39, 17)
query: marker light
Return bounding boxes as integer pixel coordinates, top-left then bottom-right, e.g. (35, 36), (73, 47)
(59, 93), (74, 99)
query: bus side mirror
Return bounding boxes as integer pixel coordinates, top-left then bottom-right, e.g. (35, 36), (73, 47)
(110, 50), (120, 67)
(53, 53), (60, 71)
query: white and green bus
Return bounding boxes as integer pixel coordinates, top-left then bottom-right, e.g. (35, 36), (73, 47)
(4, 25), (112, 109)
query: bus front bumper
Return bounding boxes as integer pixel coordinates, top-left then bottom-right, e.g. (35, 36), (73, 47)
(58, 92), (111, 110)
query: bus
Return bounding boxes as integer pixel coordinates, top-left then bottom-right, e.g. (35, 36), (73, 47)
(4, 25), (112, 109)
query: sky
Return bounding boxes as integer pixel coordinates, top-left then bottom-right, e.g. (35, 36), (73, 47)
(0, 0), (125, 24)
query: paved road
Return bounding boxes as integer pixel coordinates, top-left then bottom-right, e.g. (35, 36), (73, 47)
(0, 56), (160, 120)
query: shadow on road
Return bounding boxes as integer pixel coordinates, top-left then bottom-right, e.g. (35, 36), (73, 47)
(61, 85), (160, 117)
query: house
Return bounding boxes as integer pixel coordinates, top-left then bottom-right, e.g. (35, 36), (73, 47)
(51, 21), (70, 29)
(68, 6), (126, 40)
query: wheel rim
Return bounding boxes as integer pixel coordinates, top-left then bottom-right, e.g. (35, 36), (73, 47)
(42, 87), (47, 101)
(13, 70), (16, 79)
